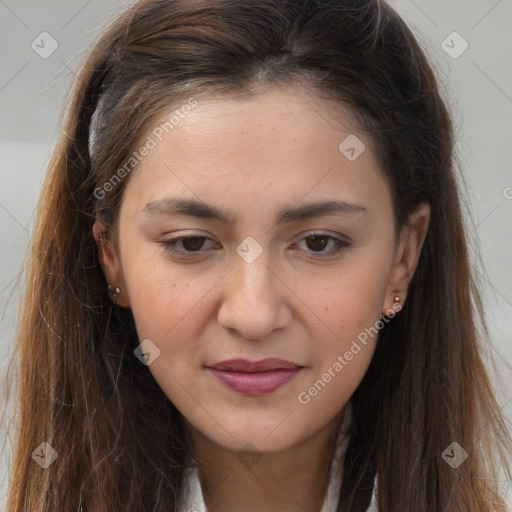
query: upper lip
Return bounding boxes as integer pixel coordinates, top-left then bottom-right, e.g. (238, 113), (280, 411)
(207, 358), (301, 373)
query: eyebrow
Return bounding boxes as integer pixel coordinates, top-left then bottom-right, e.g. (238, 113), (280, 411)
(142, 197), (368, 226)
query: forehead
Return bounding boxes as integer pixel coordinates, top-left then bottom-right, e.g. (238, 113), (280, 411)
(121, 86), (390, 218)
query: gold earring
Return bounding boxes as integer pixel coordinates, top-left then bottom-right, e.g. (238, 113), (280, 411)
(382, 295), (402, 317)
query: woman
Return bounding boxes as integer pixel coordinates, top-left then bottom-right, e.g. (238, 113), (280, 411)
(2, 0), (511, 510)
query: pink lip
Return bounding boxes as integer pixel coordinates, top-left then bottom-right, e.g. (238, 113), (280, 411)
(207, 358), (302, 396)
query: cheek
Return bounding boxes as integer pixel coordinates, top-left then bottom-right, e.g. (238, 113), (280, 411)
(299, 262), (387, 380)
(116, 231), (209, 344)
(124, 259), (213, 348)
(293, 278), (384, 425)
(309, 262), (387, 341)
(124, 262), (215, 403)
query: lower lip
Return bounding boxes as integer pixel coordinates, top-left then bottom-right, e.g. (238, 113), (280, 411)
(207, 367), (302, 396)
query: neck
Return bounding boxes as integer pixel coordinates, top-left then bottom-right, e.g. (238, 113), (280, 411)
(185, 408), (346, 512)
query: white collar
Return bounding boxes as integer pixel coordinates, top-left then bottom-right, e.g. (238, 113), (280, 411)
(180, 404), (379, 511)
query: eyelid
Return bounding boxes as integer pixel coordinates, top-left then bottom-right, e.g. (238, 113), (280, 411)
(292, 231), (351, 256)
(158, 230), (351, 258)
(295, 229), (351, 242)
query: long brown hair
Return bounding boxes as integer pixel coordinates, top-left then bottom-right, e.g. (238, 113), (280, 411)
(2, 0), (511, 510)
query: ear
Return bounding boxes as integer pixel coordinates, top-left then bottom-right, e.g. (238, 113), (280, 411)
(382, 202), (431, 315)
(92, 220), (130, 308)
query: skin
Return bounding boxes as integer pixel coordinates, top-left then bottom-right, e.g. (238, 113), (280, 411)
(93, 85), (430, 512)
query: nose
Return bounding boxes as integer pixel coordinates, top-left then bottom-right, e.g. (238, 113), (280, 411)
(216, 247), (292, 341)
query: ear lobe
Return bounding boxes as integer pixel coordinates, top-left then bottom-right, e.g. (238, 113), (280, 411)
(383, 202), (431, 313)
(92, 220), (130, 308)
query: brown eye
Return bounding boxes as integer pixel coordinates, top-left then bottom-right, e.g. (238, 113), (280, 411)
(296, 233), (350, 257)
(179, 236), (207, 252)
(160, 236), (217, 256)
(305, 235), (330, 252)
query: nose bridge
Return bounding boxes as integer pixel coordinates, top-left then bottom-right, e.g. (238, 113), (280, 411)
(217, 241), (288, 339)
(233, 244), (275, 299)
(232, 240), (281, 306)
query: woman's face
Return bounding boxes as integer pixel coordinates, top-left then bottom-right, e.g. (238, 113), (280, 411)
(96, 86), (428, 453)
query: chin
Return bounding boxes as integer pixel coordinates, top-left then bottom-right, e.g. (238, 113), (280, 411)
(189, 413), (311, 454)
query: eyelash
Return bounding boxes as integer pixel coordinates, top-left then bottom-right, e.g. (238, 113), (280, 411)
(159, 233), (350, 258)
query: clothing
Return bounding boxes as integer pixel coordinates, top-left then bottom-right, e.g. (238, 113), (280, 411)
(180, 404), (378, 512)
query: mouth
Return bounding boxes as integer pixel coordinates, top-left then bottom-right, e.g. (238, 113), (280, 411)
(206, 358), (303, 396)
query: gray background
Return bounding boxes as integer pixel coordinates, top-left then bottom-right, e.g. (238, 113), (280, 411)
(1, 0), (511, 506)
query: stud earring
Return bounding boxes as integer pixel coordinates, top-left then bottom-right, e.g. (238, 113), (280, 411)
(382, 295), (402, 317)
(108, 284), (121, 302)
